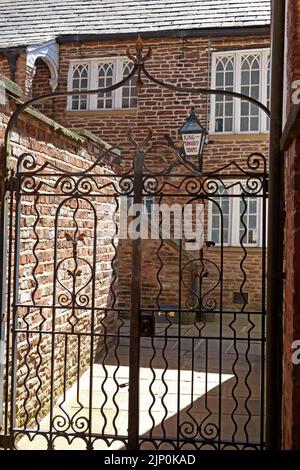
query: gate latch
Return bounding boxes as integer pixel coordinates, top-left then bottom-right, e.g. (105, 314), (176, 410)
(140, 313), (155, 337)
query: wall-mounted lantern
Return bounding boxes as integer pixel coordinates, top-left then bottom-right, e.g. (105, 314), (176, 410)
(179, 107), (208, 170)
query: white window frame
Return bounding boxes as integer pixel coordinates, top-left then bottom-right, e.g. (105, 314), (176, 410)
(67, 62), (90, 111)
(210, 48), (270, 134)
(67, 57), (137, 111)
(208, 182), (264, 247)
(207, 187), (232, 246)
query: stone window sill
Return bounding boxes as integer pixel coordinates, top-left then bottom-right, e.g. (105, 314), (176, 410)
(209, 132), (269, 141)
(65, 108), (138, 116)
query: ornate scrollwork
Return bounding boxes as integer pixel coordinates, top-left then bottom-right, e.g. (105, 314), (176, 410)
(143, 176), (162, 194)
(57, 292), (72, 307)
(70, 414), (89, 434)
(17, 153), (39, 172)
(243, 177), (263, 195)
(118, 176), (134, 195)
(182, 257), (221, 313)
(59, 177), (77, 195)
(184, 178), (202, 195)
(202, 178), (221, 195)
(56, 232), (92, 310)
(202, 297), (217, 312)
(21, 175), (40, 193)
(247, 152), (267, 173)
(52, 413), (70, 433)
(199, 420), (219, 441)
(77, 177), (93, 194)
(179, 418), (219, 442)
(179, 421), (199, 440)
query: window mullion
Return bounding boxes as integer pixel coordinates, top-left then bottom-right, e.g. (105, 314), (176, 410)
(67, 64), (73, 110)
(89, 60), (97, 111)
(115, 59), (123, 109)
(235, 52), (241, 133)
(261, 50), (268, 132)
(208, 199), (213, 244)
(258, 194), (263, 247)
(210, 54), (217, 134)
(259, 51), (264, 132)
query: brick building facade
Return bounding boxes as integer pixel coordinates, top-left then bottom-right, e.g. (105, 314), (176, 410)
(0, 27), (271, 313)
(0, 0), (274, 449)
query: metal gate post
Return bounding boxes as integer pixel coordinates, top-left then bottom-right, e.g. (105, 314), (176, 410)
(266, 0), (285, 450)
(0, 148), (8, 437)
(128, 146), (144, 450)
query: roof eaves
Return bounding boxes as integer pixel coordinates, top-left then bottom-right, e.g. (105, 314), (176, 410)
(56, 24), (270, 44)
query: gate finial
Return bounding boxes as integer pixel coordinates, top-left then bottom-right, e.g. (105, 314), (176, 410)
(126, 35), (152, 66)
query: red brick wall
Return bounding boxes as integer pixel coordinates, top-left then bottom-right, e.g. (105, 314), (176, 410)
(283, 139), (300, 449)
(0, 92), (118, 428)
(0, 53), (33, 97)
(15, 53), (33, 98)
(31, 58), (54, 115)
(284, 0), (300, 118)
(0, 54), (10, 79)
(282, 0), (300, 450)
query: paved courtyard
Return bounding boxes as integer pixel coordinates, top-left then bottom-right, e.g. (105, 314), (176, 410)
(19, 313), (264, 450)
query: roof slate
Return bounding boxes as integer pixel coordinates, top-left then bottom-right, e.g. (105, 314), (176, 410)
(0, 0), (270, 48)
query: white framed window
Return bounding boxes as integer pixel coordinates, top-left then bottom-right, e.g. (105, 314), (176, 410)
(210, 187), (230, 245)
(67, 57), (137, 111)
(70, 63), (89, 110)
(210, 49), (270, 134)
(208, 183), (264, 247)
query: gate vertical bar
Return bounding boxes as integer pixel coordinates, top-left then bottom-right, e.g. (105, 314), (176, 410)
(9, 178), (21, 445)
(260, 174), (268, 449)
(0, 148), (8, 436)
(128, 147), (144, 450)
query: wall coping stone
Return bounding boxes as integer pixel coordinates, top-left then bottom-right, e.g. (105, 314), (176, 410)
(0, 73), (22, 98)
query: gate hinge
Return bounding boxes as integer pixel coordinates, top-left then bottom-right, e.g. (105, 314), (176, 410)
(5, 173), (17, 192)
(0, 434), (12, 449)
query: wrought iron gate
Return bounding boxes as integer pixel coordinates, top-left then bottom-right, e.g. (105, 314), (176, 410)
(0, 38), (269, 450)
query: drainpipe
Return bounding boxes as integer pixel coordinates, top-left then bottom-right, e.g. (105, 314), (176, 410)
(266, 0), (285, 450)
